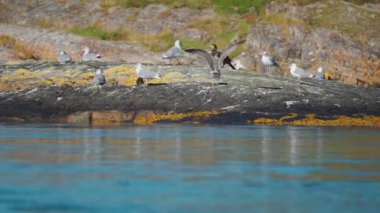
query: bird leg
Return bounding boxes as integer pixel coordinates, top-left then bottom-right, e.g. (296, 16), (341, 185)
(176, 58), (181, 65)
(228, 62), (236, 70)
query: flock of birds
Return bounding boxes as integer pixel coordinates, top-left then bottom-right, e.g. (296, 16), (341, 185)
(58, 40), (326, 87)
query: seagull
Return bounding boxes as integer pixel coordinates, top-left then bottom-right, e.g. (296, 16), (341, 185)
(289, 63), (313, 84)
(58, 51), (72, 64)
(135, 63), (160, 86)
(211, 44), (236, 70)
(315, 66), (325, 80)
(261, 52), (279, 73)
(82, 47), (101, 61)
(162, 40), (183, 64)
(185, 40), (245, 83)
(93, 69), (106, 85)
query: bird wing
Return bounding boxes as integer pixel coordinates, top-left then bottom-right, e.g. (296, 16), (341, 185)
(94, 74), (106, 85)
(296, 68), (313, 78)
(91, 53), (101, 59)
(163, 46), (181, 58)
(185, 48), (214, 70)
(59, 54), (71, 62)
(217, 40), (245, 69)
(139, 68), (160, 79)
(270, 56), (278, 66)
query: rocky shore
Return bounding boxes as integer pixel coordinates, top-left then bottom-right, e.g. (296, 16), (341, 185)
(0, 62), (379, 126)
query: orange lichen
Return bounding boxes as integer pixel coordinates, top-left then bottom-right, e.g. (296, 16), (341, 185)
(133, 110), (221, 125)
(91, 111), (134, 125)
(64, 110), (220, 125)
(65, 111), (134, 124)
(279, 113), (298, 122)
(66, 111), (92, 124)
(253, 113), (380, 127)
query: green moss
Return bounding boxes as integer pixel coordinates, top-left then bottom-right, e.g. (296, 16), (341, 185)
(306, 1), (380, 45)
(33, 18), (55, 29)
(70, 26), (126, 40)
(277, 0), (378, 6)
(110, 0), (213, 9)
(139, 30), (175, 52)
(213, 0), (270, 14)
(260, 13), (306, 26)
(180, 38), (208, 49)
(106, 0), (270, 14)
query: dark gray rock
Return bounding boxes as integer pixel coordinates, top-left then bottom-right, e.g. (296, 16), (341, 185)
(0, 62), (379, 124)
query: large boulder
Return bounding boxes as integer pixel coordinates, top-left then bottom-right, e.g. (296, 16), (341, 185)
(0, 62), (379, 126)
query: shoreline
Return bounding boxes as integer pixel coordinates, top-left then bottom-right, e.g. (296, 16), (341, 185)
(0, 62), (379, 127)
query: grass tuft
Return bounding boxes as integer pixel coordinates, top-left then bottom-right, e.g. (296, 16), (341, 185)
(0, 35), (38, 60)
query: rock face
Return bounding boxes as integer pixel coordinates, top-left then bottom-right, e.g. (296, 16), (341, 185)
(245, 1), (380, 87)
(246, 23), (379, 86)
(0, 62), (379, 126)
(0, 24), (160, 63)
(0, 1), (214, 40)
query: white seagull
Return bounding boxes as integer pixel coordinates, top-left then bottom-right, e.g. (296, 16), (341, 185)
(185, 40), (245, 83)
(162, 40), (183, 64)
(82, 47), (101, 62)
(58, 51), (72, 64)
(261, 52), (278, 73)
(93, 69), (106, 85)
(289, 63), (313, 84)
(315, 66), (325, 80)
(135, 63), (160, 86)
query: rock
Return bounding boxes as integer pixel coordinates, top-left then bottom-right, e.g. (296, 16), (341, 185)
(177, 28), (208, 40)
(246, 23), (379, 86)
(0, 23), (160, 63)
(0, 62), (379, 126)
(232, 52), (254, 71)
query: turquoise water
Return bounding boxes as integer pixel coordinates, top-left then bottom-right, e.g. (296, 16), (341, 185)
(0, 124), (380, 213)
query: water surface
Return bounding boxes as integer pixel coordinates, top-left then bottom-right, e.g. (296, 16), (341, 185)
(0, 124), (379, 212)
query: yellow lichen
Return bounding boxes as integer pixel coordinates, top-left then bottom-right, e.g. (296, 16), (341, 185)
(41, 79), (54, 86)
(4, 61), (20, 65)
(146, 71), (187, 85)
(0, 76), (10, 81)
(253, 113), (380, 127)
(104, 65), (135, 75)
(14, 69), (41, 79)
(49, 77), (70, 86)
(104, 65), (138, 86)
